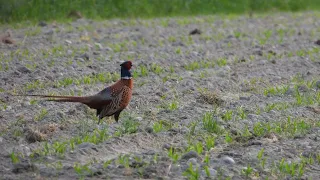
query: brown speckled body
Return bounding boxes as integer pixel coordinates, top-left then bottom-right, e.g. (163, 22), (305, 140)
(99, 78), (133, 121)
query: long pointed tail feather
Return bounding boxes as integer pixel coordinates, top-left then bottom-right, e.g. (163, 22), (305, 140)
(13, 94), (89, 103)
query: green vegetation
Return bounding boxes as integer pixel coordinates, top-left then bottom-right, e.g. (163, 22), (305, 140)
(2, 0), (320, 23)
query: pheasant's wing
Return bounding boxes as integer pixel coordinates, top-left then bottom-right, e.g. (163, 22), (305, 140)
(84, 87), (119, 109)
(98, 87), (125, 119)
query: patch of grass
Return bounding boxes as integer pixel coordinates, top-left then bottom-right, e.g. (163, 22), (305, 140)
(34, 108), (48, 121)
(168, 147), (180, 163)
(183, 162), (200, 180)
(216, 57), (227, 67)
(115, 116), (139, 136)
(10, 151), (20, 164)
(2, 0), (320, 23)
(249, 116), (317, 138)
(201, 112), (223, 134)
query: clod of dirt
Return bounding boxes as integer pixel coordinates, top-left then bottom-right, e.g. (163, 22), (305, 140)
(12, 159), (37, 174)
(67, 10), (83, 19)
(39, 123), (58, 134)
(24, 127), (47, 143)
(38, 21), (47, 27)
(17, 66), (32, 74)
(306, 106), (320, 114)
(180, 150), (199, 161)
(78, 53), (90, 60)
(268, 50), (277, 55)
(189, 28), (202, 35)
(1, 30), (15, 44)
(198, 90), (224, 106)
(263, 132), (279, 143)
(315, 39), (320, 46)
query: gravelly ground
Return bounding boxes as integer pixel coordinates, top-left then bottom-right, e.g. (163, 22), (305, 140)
(1, 11), (320, 179)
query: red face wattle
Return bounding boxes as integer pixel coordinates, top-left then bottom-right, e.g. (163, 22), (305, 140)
(124, 61), (132, 70)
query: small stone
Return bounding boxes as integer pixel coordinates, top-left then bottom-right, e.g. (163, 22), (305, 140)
(258, 60), (268, 65)
(66, 50), (73, 55)
(180, 127), (189, 134)
(254, 50), (263, 56)
(65, 40), (72, 44)
(247, 114), (260, 120)
(181, 151), (199, 161)
(189, 28), (202, 35)
(298, 85), (308, 92)
(145, 127), (153, 133)
(221, 156), (235, 164)
(239, 96), (250, 101)
(285, 87), (295, 95)
(17, 66), (32, 74)
(93, 51), (100, 55)
(5, 106), (12, 110)
(202, 167), (217, 178)
(162, 143), (171, 150)
(56, 112), (64, 119)
(38, 21), (47, 27)
(187, 158), (198, 166)
(12, 159), (37, 174)
(78, 142), (95, 149)
(238, 58), (246, 63)
(45, 30), (54, 35)
(80, 53), (90, 60)
(135, 117), (143, 121)
(94, 43), (103, 50)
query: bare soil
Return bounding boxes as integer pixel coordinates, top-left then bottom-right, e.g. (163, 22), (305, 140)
(1, 12), (320, 179)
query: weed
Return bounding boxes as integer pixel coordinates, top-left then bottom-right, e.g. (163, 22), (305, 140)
(153, 121), (164, 133)
(168, 147), (179, 163)
(10, 151), (20, 164)
(183, 162), (200, 180)
(115, 116), (139, 136)
(222, 110), (233, 121)
(216, 57), (227, 67)
(34, 108), (48, 121)
(205, 136), (215, 151)
(117, 154), (130, 168)
(242, 164), (253, 178)
(202, 112), (223, 134)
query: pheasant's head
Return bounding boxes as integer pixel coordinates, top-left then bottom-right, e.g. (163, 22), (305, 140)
(120, 61), (133, 79)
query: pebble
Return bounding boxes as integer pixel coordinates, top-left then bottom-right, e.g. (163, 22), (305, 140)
(65, 40), (72, 44)
(38, 21), (47, 27)
(247, 114), (261, 120)
(94, 43), (103, 50)
(239, 96), (250, 101)
(187, 158), (198, 166)
(17, 66), (32, 74)
(80, 53), (90, 60)
(145, 126), (153, 133)
(135, 117), (143, 121)
(181, 151), (199, 160)
(78, 142), (96, 149)
(162, 143), (171, 150)
(202, 167), (217, 178)
(221, 156), (235, 164)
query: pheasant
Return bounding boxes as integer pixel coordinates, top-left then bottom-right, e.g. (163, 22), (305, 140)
(17, 61), (133, 124)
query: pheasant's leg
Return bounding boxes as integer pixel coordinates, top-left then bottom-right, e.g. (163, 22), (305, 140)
(114, 110), (123, 123)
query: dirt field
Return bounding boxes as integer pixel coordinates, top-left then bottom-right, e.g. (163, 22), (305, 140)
(1, 11), (320, 179)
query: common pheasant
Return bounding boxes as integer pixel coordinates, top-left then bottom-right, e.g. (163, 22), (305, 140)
(17, 61), (133, 124)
